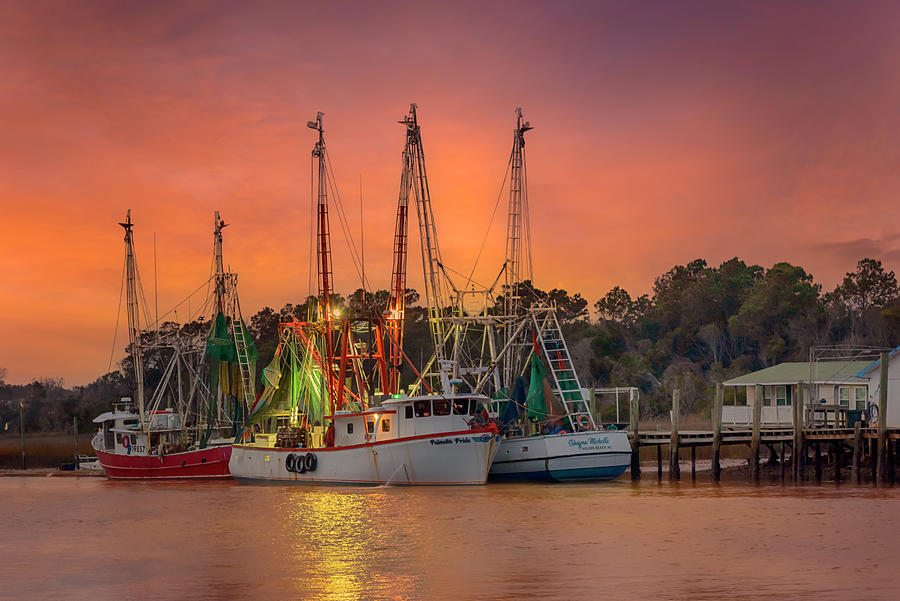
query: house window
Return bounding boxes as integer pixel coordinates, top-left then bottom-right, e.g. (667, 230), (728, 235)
(855, 387), (866, 410)
(775, 386), (787, 406)
(763, 386), (788, 406)
(839, 387), (851, 408)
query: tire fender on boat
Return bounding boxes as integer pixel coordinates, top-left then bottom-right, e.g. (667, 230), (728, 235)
(297, 455), (308, 474)
(285, 453), (296, 472)
(304, 453), (317, 472)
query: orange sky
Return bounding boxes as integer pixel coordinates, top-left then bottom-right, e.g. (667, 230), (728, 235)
(2, 1), (900, 385)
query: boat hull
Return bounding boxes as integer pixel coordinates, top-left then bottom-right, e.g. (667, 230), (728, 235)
(230, 428), (500, 486)
(489, 430), (631, 482)
(94, 445), (233, 480)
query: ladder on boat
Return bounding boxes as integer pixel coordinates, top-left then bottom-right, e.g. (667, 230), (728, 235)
(532, 308), (597, 432)
(231, 317), (257, 410)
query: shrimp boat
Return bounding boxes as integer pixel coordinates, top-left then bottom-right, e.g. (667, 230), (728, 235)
(396, 106), (631, 481)
(229, 112), (499, 485)
(92, 211), (257, 479)
(230, 394), (499, 485)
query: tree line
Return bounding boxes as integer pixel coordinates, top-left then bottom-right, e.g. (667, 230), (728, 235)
(2, 256), (898, 432)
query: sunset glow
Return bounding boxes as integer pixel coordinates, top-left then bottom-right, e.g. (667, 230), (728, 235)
(2, 1), (899, 384)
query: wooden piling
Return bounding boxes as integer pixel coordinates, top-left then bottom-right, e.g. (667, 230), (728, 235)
(815, 441), (822, 482)
(629, 389), (640, 481)
(669, 389), (681, 481)
(780, 441), (786, 481)
(793, 383), (804, 482)
(712, 383), (723, 482)
(888, 439), (895, 485)
(876, 351), (889, 483)
(870, 437), (878, 478)
(691, 446), (696, 480)
(833, 440), (841, 484)
(73, 416), (79, 469)
(852, 421), (862, 484)
(750, 385), (762, 481)
(657, 444), (662, 481)
(19, 401), (26, 470)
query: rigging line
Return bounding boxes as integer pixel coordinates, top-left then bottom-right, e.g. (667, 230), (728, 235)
(107, 260), (127, 374)
(205, 232), (216, 315)
(466, 151), (514, 288)
(522, 147), (534, 281)
(322, 142), (376, 293)
(152, 275), (217, 325)
(323, 146), (368, 286)
(360, 173), (365, 295)
(442, 263), (491, 292)
(308, 150), (316, 302)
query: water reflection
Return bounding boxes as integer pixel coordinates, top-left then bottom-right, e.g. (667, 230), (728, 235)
(279, 489), (423, 600)
(2, 479), (900, 601)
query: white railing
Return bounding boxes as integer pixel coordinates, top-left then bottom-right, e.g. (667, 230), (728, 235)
(722, 405), (794, 427)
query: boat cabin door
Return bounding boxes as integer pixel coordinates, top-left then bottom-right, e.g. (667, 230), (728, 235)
(103, 421), (115, 450)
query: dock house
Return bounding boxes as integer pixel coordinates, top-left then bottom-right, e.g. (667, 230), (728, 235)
(722, 361), (872, 427)
(855, 348), (900, 428)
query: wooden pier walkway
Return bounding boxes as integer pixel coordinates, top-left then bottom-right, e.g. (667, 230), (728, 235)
(625, 354), (898, 484)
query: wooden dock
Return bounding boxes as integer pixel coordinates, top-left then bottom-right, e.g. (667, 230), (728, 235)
(626, 354), (898, 484)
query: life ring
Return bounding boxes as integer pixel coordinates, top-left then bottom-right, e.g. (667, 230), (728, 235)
(285, 454), (296, 472)
(578, 415), (591, 430)
(304, 453), (317, 472)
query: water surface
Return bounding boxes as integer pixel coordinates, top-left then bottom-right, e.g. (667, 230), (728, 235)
(2, 477), (898, 600)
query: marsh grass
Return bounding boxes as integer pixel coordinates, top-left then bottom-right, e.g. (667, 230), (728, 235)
(0, 433), (94, 469)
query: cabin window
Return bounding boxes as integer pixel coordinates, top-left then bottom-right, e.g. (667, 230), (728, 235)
(453, 399), (470, 415)
(433, 400), (451, 416)
(123, 419), (138, 426)
(347, 423), (354, 434)
(150, 433), (159, 449)
(856, 387), (866, 410)
(414, 400), (432, 417)
(405, 406), (413, 419)
(367, 421), (375, 434)
(381, 418), (391, 432)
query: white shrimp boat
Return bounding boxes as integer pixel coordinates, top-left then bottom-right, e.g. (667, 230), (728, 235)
(230, 394), (500, 485)
(490, 430), (631, 482)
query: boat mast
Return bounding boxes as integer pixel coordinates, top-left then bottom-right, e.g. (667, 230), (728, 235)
(308, 112), (338, 411)
(119, 210), (145, 424)
(387, 134), (413, 394)
(401, 104), (454, 392)
(213, 211), (227, 313)
(502, 108), (533, 385)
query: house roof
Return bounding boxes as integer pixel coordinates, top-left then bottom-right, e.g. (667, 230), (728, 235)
(724, 361), (872, 387)
(855, 346), (900, 378)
